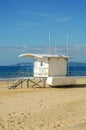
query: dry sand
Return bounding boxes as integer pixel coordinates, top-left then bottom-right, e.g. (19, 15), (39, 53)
(0, 81), (86, 130)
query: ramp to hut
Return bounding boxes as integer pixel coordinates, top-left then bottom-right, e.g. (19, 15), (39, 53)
(8, 79), (26, 89)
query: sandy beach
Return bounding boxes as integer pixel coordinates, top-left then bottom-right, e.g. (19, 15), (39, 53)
(0, 81), (86, 130)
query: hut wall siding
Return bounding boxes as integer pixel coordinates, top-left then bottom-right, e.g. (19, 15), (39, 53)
(49, 58), (67, 76)
(34, 58), (67, 77)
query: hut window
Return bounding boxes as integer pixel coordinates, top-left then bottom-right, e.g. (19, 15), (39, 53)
(40, 61), (43, 66)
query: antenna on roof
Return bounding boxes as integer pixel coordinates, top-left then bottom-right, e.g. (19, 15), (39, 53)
(67, 32), (69, 57)
(54, 44), (57, 54)
(49, 32), (51, 54)
(67, 32), (69, 76)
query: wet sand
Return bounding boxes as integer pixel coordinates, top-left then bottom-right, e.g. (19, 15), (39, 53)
(0, 81), (86, 130)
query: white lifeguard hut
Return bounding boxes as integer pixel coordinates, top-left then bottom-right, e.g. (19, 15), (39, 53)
(19, 53), (68, 77)
(8, 52), (86, 89)
(19, 53), (68, 87)
(19, 53), (68, 86)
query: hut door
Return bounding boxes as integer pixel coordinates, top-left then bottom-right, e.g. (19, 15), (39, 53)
(34, 58), (48, 77)
(39, 61), (44, 76)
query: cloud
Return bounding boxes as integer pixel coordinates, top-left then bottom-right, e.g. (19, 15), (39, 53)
(56, 16), (71, 23)
(0, 45), (86, 63)
(15, 22), (38, 31)
(0, 46), (29, 52)
(21, 10), (48, 17)
(0, 45), (86, 55)
(30, 11), (47, 17)
(0, 46), (43, 52)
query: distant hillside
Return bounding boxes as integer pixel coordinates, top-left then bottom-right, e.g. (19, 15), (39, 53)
(11, 62), (33, 66)
(10, 61), (86, 66)
(68, 62), (86, 66)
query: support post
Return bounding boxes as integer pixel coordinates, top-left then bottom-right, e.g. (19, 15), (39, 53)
(20, 80), (22, 88)
(27, 79), (29, 88)
(42, 78), (46, 88)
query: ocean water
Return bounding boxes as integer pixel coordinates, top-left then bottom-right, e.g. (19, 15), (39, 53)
(0, 65), (33, 79)
(68, 62), (86, 76)
(0, 62), (86, 80)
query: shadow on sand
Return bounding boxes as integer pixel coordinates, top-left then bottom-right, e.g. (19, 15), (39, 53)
(50, 84), (86, 89)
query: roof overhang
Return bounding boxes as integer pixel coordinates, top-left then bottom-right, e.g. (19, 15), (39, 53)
(19, 53), (42, 58)
(19, 53), (68, 60)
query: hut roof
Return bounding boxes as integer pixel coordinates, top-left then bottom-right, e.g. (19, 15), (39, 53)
(19, 53), (68, 59)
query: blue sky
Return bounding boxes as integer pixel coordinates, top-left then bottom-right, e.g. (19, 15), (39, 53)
(0, 0), (86, 65)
